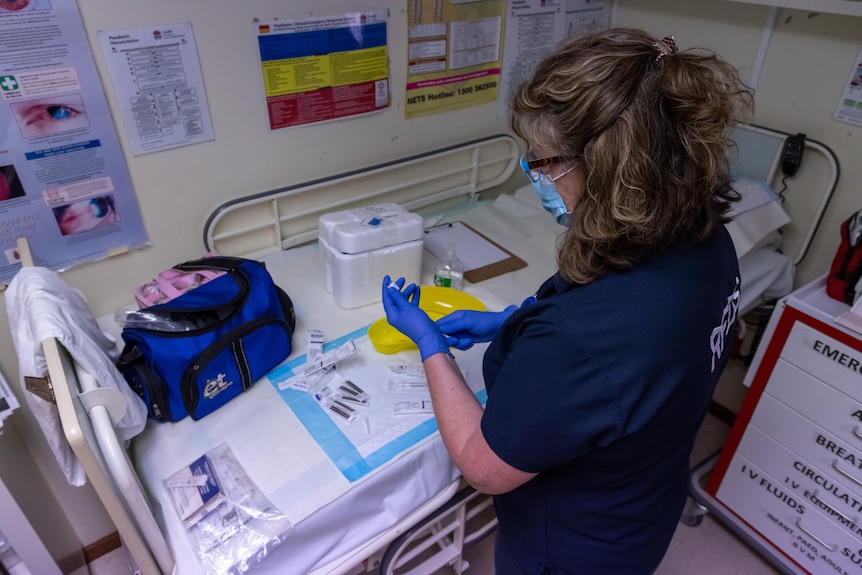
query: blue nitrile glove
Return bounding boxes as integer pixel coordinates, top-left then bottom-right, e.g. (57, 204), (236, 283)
(381, 276), (451, 361)
(436, 305), (519, 350)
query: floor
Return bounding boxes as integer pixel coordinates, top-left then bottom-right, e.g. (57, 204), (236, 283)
(74, 547), (135, 575)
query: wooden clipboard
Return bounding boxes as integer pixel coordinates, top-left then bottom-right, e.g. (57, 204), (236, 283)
(425, 221), (527, 283)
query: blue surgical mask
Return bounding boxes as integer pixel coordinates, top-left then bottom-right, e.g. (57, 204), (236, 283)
(531, 170), (575, 226)
(520, 153), (574, 226)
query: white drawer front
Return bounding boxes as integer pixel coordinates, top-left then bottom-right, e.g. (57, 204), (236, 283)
(766, 359), (862, 452)
(716, 452), (862, 575)
(780, 321), (862, 402)
(750, 393), (862, 492)
(735, 423), (862, 537)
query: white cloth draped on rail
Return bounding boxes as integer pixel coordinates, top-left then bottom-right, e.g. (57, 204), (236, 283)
(5, 266), (147, 485)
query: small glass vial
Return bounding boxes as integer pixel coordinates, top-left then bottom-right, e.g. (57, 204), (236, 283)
(434, 242), (464, 290)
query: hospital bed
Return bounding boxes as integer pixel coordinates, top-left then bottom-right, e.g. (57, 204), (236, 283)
(24, 124), (836, 575)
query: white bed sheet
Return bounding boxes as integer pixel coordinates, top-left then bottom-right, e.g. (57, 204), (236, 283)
(127, 184), (789, 574)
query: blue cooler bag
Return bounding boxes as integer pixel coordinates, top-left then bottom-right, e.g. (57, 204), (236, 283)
(118, 256), (295, 421)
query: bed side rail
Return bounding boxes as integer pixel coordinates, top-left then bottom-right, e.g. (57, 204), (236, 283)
(16, 237), (172, 575)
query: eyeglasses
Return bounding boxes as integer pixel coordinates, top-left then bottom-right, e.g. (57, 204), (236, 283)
(519, 153), (573, 183)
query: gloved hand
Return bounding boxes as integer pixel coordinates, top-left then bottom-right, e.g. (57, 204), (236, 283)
(381, 276), (451, 361)
(436, 305), (518, 350)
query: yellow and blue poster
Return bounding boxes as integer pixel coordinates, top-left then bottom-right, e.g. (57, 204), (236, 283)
(255, 10), (390, 130)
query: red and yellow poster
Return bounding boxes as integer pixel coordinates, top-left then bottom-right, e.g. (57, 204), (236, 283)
(406, 0), (505, 119)
(255, 10), (390, 130)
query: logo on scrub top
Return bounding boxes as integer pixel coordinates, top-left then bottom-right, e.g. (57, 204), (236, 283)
(709, 277), (740, 373)
(203, 373), (233, 399)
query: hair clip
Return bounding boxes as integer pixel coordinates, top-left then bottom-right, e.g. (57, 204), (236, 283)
(654, 35), (677, 62)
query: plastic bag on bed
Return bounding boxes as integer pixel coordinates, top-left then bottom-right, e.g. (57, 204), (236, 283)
(164, 443), (294, 575)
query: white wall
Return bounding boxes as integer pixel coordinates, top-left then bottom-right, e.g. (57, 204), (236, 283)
(0, 420), (81, 566)
(1, 0), (860, 558)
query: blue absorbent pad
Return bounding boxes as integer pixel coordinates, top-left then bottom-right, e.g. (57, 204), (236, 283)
(267, 325), (487, 482)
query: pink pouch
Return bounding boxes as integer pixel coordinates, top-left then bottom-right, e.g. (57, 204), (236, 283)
(134, 257), (226, 309)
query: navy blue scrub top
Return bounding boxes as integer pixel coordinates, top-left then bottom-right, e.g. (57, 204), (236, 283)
(481, 226), (740, 574)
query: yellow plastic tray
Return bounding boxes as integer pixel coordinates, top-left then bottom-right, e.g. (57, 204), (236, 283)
(369, 286), (486, 354)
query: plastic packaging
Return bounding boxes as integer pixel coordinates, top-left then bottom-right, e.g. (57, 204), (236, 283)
(165, 443), (293, 575)
(114, 304), (230, 333)
(433, 242), (464, 290)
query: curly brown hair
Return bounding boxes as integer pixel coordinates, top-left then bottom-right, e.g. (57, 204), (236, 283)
(510, 28), (753, 284)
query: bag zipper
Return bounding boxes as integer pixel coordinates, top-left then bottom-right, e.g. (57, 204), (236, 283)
(136, 269), (251, 338)
(181, 316), (290, 416)
(139, 365), (172, 420)
(120, 347), (172, 421)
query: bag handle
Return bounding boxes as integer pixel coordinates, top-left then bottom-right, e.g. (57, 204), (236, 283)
(174, 256), (251, 274)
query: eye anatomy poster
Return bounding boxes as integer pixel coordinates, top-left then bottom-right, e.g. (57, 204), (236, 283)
(406, 0), (505, 119)
(0, 0), (149, 285)
(255, 10), (391, 131)
(97, 23), (214, 156)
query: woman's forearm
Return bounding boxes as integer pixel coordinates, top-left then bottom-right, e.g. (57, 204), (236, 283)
(422, 352), (535, 494)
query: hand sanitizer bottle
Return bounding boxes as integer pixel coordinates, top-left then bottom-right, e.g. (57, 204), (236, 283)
(434, 242), (464, 289)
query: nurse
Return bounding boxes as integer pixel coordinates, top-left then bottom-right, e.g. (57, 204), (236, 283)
(382, 28), (751, 574)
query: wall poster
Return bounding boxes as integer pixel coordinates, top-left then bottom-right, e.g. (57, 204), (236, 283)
(496, 0), (565, 120)
(0, 0), (149, 285)
(97, 22), (215, 156)
(563, 0), (612, 38)
(405, 0), (505, 119)
(254, 10), (391, 131)
(496, 0), (612, 120)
